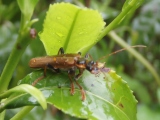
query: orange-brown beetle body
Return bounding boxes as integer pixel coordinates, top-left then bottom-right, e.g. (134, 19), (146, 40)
(29, 45), (146, 100)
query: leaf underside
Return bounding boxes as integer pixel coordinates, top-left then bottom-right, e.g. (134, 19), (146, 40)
(9, 70), (137, 120)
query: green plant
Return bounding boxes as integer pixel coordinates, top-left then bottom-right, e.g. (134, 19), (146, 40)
(1, 0), (155, 120)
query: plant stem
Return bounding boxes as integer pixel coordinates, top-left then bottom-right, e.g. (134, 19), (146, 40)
(97, 0), (143, 41)
(11, 106), (34, 120)
(108, 31), (160, 86)
(0, 105), (5, 120)
(0, 30), (31, 92)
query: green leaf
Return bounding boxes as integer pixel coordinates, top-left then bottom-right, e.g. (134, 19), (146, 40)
(39, 3), (105, 55)
(9, 70), (136, 120)
(0, 84), (47, 112)
(17, 0), (39, 21)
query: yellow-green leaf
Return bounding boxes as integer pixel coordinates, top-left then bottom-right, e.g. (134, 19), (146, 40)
(39, 3), (105, 55)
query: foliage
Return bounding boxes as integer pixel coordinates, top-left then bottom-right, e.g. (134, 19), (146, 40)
(39, 3), (105, 55)
(0, 0), (159, 120)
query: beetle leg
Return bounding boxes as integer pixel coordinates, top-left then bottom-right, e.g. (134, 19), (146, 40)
(68, 69), (75, 95)
(75, 68), (84, 80)
(68, 68), (86, 101)
(75, 81), (86, 101)
(44, 65), (47, 76)
(74, 68), (86, 101)
(32, 76), (44, 86)
(32, 65), (47, 86)
(47, 64), (60, 73)
(58, 47), (64, 55)
(68, 75), (75, 95)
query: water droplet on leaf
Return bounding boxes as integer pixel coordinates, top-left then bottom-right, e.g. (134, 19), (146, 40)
(79, 32), (84, 35)
(56, 17), (61, 19)
(56, 32), (64, 37)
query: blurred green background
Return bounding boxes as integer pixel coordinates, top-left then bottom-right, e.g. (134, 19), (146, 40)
(0, 0), (160, 120)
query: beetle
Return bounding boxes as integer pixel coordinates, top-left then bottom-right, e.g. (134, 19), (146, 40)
(29, 45), (146, 101)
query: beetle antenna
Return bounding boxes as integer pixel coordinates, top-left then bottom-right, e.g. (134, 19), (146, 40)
(97, 45), (146, 61)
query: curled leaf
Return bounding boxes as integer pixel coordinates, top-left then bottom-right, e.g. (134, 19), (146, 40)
(0, 84), (47, 112)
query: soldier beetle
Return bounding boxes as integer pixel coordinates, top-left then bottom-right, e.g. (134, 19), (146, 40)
(29, 45), (146, 101)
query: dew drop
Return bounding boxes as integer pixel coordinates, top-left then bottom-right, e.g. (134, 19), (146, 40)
(56, 32), (64, 37)
(79, 32), (84, 35)
(57, 17), (61, 20)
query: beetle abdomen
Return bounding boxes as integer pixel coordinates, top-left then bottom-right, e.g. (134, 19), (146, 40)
(29, 56), (76, 69)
